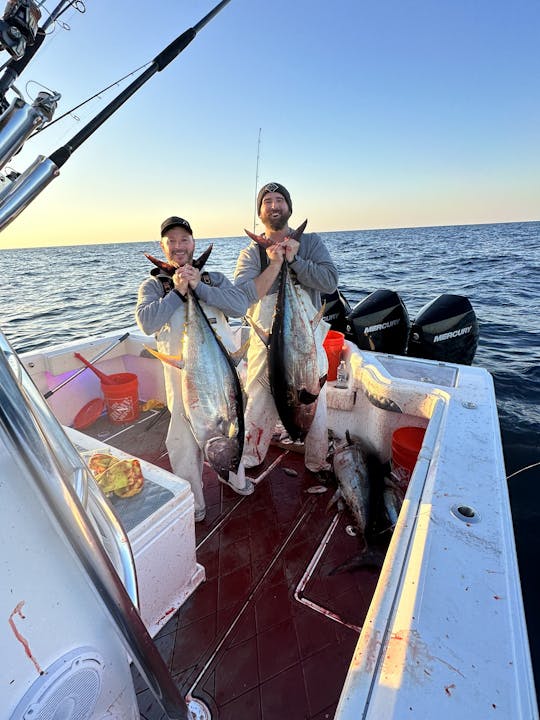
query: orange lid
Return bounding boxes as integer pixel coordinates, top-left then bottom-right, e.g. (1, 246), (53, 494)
(73, 398), (105, 429)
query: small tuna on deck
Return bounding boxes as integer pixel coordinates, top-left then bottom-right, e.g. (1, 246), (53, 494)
(331, 431), (372, 537)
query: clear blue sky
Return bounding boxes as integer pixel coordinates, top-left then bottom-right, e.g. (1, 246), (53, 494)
(1, 0), (538, 248)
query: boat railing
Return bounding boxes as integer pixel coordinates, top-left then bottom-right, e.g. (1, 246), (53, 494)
(0, 330), (189, 719)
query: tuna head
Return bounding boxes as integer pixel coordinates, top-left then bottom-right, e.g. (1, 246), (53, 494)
(205, 435), (242, 480)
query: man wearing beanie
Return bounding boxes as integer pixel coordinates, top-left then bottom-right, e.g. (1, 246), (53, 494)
(234, 183), (339, 474)
(135, 216), (259, 522)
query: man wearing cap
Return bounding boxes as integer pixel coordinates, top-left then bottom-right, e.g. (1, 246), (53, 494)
(234, 183), (339, 474)
(136, 216), (258, 522)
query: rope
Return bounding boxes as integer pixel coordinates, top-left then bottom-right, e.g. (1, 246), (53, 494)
(506, 461), (540, 480)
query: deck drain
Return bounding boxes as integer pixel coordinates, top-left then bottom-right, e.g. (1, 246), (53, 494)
(451, 503), (480, 524)
(188, 697), (212, 719)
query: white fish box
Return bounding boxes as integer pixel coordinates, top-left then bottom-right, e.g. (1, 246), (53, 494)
(66, 427), (205, 637)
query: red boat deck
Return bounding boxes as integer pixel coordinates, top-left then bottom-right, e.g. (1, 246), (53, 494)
(88, 408), (385, 720)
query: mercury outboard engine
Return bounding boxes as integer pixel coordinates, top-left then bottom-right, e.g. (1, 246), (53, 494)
(406, 294), (479, 365)
(346, 289), (410, 354)
(321, 289), (352, 337)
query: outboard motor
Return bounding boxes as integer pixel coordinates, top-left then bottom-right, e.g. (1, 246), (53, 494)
(321, 289), (352, 337)
(346, 289), (410, 354)
(406, 294), (479, 365)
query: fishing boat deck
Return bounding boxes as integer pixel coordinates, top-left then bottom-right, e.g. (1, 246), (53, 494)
(84, 406), (384, 719)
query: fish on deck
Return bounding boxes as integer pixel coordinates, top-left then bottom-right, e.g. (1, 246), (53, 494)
(328, 431), (390, 574)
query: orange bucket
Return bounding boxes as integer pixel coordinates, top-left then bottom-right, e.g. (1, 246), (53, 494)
(101, 372), (139, 424)
(391, 426), (426, 485)
(323, 330), (345, 381)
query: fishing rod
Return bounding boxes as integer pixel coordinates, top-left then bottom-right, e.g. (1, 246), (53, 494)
(0, 0), (233, 231)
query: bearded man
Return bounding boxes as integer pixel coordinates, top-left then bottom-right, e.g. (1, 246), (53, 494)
(234, 183), (339, 476)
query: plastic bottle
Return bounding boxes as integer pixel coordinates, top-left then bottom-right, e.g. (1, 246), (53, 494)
(335, 359), (349, 388)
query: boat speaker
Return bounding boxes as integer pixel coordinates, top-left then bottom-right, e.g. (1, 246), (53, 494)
(11, 647), (104, 720)
(406, 294), (479, 365)
(321, 289), (352, 338)
(346, 289), (410, 354)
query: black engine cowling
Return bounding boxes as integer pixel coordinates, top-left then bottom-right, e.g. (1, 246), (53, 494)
(406, 294), (479, 365)
(346, 289), (410, 354)
(321, 289), (352, 337)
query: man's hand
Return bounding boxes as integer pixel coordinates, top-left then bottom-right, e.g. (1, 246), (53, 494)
(267, 243), (285, 266)
(280, 237), (299, 263)
(173, 265), (200, 294)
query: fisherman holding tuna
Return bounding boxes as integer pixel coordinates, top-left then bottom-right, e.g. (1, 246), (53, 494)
(135, 216), (258, 522)
(234, 182), (339, 478)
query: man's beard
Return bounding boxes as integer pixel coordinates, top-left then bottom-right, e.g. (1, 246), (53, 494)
(167, 249), (194, 267)
(262, 208), (291, 232)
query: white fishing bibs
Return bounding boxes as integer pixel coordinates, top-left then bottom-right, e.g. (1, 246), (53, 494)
(243, 288), (330, 471)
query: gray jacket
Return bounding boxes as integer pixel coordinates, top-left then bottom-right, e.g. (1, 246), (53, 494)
(136, 270), (257, 336)
(234, 231), (338, 309)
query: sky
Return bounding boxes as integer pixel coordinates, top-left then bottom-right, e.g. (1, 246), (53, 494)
(0, 0), (538, 249)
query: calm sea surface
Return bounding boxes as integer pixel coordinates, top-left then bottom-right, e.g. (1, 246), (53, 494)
(1, 220), (539, 683)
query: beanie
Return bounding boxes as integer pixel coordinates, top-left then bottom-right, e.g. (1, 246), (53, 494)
(256, 182), (292, 215)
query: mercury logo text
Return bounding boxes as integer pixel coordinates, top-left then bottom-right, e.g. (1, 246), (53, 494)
(434, 326), (472, 342)
(364, 319), (400, 334)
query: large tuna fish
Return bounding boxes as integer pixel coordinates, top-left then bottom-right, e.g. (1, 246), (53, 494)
(331, 431), (371, 537)
(245, 220), (326, 441)
(144, 249), (245, 479)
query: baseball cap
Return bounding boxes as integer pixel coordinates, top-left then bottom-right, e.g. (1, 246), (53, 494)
(160, 216), (193, 237)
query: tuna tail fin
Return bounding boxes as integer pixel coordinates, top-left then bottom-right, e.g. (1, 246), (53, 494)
(144, 345), (184, 370)
(244, 228), (273, 247)
(289, 219), (308, 242)
(144, 246), (212, 274)
(144, 253), (177, 276)
(329, 547), (386, 575)
(193, 244), (213, 270)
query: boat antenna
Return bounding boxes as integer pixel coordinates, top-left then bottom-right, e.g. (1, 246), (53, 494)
(253, 126), (261, 232)
(0, 0), (233, 230)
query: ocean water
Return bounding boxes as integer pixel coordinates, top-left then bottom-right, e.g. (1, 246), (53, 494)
(1, 220), (539, 683)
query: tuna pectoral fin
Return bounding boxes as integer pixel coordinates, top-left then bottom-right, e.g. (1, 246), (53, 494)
(229, 338), (250, 367)
(312, 303), (327, 332)
(144, 345), (184, 370)
(245, 315), (270, 347)
(297, 388), (319, 405)
(326, 488), (342, 513)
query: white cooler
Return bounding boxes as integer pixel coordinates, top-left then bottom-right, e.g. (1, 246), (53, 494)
(66, 426), (205, 637)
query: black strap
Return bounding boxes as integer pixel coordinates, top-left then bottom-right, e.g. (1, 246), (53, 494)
(154, 273), (174, 295)
(258, 244), (268, 271)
